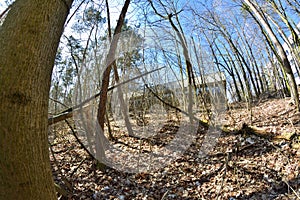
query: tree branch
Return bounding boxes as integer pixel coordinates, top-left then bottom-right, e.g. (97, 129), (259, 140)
(48, 66), (166, 125)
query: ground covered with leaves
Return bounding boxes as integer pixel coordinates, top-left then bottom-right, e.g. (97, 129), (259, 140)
(50, 96), (300, 200)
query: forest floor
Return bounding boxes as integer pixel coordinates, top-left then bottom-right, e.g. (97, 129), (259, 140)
(50, 95), (300, 200)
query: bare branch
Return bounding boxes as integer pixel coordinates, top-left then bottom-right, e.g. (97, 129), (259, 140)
(48, 66), (166, 125)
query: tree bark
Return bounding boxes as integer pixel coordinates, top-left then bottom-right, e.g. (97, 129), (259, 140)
(106, 1), (134, 137)
(243, 0), (300, 111)
(214, 42), (243, 102)
(0, 0), (73, 199)
(96, 0), (131, 163)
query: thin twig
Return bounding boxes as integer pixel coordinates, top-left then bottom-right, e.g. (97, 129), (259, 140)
(161, 190), (169, 200)
(0, 3), (12, 19)
(65, 0), (86, 27)
(283, 180), (300, 199)
(49, 141), (73, 195)
(69, 157), (87, 177)
(65, 119), (96, 160)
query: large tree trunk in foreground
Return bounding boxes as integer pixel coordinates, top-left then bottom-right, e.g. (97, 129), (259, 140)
(0, 0), (72, 199)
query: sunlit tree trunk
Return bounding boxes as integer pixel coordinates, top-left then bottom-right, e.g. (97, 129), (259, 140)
(268, 0), (300, 48)
(285, 0), (300, 17)
(0, 0), (73, 199)
(243, 0), (300, 111)
(265, 10), (300, 79)
(149, 0), (196, 122)
(214, 41), (242, 102)
(240, 28), (263, 95)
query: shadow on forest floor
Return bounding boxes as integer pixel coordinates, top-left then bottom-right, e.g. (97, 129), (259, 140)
(50, 97), (300, 199)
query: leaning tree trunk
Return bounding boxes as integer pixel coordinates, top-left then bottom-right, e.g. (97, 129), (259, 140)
(243, 0), (300, 111)
(0, 0), (73, 199)
(96, 0), (131, 165)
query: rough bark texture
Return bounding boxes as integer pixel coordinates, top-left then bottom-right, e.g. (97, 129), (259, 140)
(0, 0), (72, 199)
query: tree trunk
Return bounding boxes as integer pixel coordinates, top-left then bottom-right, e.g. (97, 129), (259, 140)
(96, 0), (131, 164)
(243, 0), (300, 111)
(0, 0), (73, 199)
(105, 1), (134, 137)
(215, 42), (243, 102)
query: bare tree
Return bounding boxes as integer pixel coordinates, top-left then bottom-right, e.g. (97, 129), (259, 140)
(242, 0), (300, 110)
(96, 0), (131, 166)
(148, 0), (196, 122)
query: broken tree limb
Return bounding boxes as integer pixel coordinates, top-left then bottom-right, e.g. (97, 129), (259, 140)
(48, 66), (166, 126)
